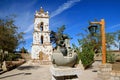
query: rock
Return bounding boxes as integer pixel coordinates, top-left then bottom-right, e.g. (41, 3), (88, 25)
(2, 61), (7, 71)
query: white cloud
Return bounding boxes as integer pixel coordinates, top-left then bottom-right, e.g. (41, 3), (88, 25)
(23, 0), (81, 39)
(24, 24), (34, 33)
(50, 0), (81, 18)
(111, 41), (119, 50)
(110, 24), (120, 29)
(24, 35), (32, 40)
(24, 24), (33, 40)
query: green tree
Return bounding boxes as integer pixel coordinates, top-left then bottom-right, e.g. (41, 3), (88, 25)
(50, 25), (70, 48)
(0, 16), (25, 52)
(20, 47), (28, 53)
(73, 25), (117, 68)
(116, 30), (120, 51)
(106, 32), (117, 49)
(73, 29), (95, 68)
(84, 26), (117, 52)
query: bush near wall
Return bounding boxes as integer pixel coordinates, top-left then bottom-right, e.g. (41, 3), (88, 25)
(73, 43), (94, 69)
(106, 51), (118, 63)
(80, 52), (94, 68)
(5, 53), (22, 61)
(2, 59), (25, 71)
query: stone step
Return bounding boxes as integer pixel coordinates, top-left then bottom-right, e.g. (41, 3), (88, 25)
(32, 60), (52, 65)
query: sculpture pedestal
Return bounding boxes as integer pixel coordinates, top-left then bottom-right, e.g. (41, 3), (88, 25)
(50, 66), (82, 80)
(98, 64), (112, 80)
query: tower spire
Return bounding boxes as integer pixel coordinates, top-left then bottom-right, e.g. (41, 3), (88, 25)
(40, 7), (44, 13)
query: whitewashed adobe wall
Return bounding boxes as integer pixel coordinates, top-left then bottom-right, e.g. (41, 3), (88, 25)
(31, 7), (52, 60)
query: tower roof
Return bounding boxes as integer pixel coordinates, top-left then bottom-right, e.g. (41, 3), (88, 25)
(35, 7), (49, 18)
(40, 7), (44, 13)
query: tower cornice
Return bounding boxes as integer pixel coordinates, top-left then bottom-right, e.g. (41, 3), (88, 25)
(35, 15), (49, 18)
(34, 31), (50, 33)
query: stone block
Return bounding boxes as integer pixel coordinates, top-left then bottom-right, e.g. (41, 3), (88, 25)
(116, 71), (120, 76)
(111, 71), (116, 76)
(99, 64), (112, 69)
(50, 66), (81, 76)
(2, 61), (7, 71)
(40, 60), (52, 65)
(50, 66), (82, 80)
(114, 77), (120, 80)
(110, 76), (115, 80)
(98, 64), (113, 80)
(76, 60), (84, 70)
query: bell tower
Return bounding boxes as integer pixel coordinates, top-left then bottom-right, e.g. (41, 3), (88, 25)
(31, 7), (52, 60)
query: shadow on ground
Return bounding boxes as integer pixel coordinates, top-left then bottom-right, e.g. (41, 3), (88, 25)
(17, 65), (40, 70)
(0, 72), (32, 79)
(0, 73), (24, 79)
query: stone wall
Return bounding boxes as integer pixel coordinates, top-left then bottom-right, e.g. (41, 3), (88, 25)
(95, 52), (120, 61)
(98, 64), (112, 80)
(110, 71), (120, 80)
(2, 59), (25, 71)
(21, 53), (31, 61)
(98, 64), (120, 80)
(32, 59), (52, 65)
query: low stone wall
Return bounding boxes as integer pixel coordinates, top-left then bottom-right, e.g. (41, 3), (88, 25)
(98, 64), (112, 80)
(39, 60), (52, 65)
(32, 59), (52, 65)
(98, 64), (120, 80)
(21, 53), (31, 61)
(110, 71), (120, 80)
(95, 52), (120, 61)
(2, 59), (25, 71)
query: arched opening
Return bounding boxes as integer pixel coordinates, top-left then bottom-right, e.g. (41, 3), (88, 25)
(40, 22), (44, 31)
(39, 51), (43, 60)
(41, 35), (43, 44)
(39, 51), (49, 60)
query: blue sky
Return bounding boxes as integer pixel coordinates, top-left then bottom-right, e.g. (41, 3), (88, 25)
(0, 0), (120, 52)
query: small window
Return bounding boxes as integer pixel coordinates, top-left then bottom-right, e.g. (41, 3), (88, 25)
(41, 35), (43, 44)
(40, 22), (44, 31)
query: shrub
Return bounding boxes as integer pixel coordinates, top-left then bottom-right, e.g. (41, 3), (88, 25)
(73, 43), (94, 69)
(80, 43), (94, 68)
(107, 52), (117, 63)
(5, 53), (22, 61)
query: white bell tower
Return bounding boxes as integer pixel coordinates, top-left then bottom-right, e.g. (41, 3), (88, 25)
(31, 7), (52, 60)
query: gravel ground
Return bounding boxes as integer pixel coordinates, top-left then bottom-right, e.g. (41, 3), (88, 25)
(0, 60), (101, 80)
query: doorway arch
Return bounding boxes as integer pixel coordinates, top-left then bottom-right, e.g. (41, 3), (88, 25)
(39, 51), (43, 60)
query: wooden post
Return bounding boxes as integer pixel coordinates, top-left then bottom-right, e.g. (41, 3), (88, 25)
(90, 19), (106, 64)
(100, 19), (106, 64)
